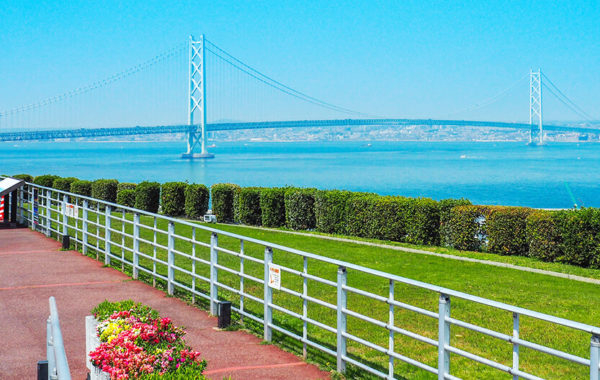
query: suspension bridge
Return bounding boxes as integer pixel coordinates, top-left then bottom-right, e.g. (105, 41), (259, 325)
(0, 35), (596, 158)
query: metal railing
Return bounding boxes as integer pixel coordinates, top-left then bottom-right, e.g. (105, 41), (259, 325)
(17, 182), (600, 379)
(45, 296), (71, 380)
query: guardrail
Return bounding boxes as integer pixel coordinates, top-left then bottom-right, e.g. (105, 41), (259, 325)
(40, 296), (71, 380)
(17, 182), (600, 379)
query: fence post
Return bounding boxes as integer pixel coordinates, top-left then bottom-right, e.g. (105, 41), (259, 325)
(512, 313), (520, 380)
(44, 189), (51, 236)
(438, 294), (451, 380)
(29, 186), (35, 228)
(133, 213), (140, 279)
(104, 205), (111, 265)
(210, 232), (219, 315)
(263, 246), (273, 341)
(17, 188), (24, 224)
(82, 200), (88, 255)
(591, 334), (600, 380)
(167, 221), (175, 295)
(388, 279), (395, 379)
(336, 266), (347, 373)
(62, 194), (68, 236)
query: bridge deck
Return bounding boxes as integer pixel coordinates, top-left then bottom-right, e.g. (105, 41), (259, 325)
(0, 228), (328, 380)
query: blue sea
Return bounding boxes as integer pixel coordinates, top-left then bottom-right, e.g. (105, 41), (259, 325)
(2, 140), (599, 208)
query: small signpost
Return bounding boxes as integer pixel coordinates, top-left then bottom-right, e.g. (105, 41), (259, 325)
(268, 263), (281, 290)
(63, 203), (78, 218)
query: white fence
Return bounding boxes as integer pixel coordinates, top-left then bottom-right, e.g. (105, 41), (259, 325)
(18, 182), (600, 379)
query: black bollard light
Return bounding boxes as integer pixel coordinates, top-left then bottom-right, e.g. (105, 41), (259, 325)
(217, 301), (232, 329)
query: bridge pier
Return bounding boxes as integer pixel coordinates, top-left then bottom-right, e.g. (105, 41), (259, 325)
(181, 125), (214, 159)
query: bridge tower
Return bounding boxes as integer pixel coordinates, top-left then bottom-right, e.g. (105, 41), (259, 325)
(182, 35), (214, 159)
(529, 69), (543, 145)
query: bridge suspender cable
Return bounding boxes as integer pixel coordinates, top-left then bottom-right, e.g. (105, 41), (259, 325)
(204, 39), (376, 118)
(541, 72), (596, 122)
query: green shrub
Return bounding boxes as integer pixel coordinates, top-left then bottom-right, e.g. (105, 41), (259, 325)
(445, 205), (489, 251)
(52, 177), (78, 192)
(486, 206), (534, 256)
(91, 299), (159, 321)
(12, 174), (33, 193)
(526, 210), (562, 262)
(236, 187), (262, 226)
(70, 180), (92, 197)
(116, 189), (136, 208)
(285, 188), (316, 230)
(345, 194), (377, 238)
(439, 198), (472, 246)
(161, 182), (188, 216)
(138, 366), (207, 379)
(92, 179), (119, 203)
(185, 184), (209, 219)
(33, 174), (60, 188)
(369, 196), (410, 241)
(260, 188), (286, 227)
(117, 182), (137, 192)
(12, 174), (33, 182)
(556, 208), (600, 268)
(135, 181), (161, 213)
(315, 190), (353, 234)
(211, 183), (240, 223)
(404, 197), (441, 245)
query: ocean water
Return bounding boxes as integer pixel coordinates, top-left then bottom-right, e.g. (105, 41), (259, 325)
(2, 140), (599, 208)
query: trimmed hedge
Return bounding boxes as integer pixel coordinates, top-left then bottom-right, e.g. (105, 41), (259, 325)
(369, 196), (409, 241)
(185, 184), (209, 219)
(70, 180), (92, 197)
(53, 177), (78, 192)
(526, 210), (562, 262)
(12, 174), (33, 182)
(211, 183), (240, 223)
(91, 179), (119, 204)
(315, 190), (353, 234)
(555, 208), (600, 268)
(346, 194), (376, 238)
(135, 181), (161, 213)
(443, 205), (489, 251)
(236, 187), (262, 226)
(439, 198), (472, 246)
(34, 174), (60, 188)
(117, 182), (137, 192)
(116, 189), (136, 208)
(161, 182), (188, 216)
(285, 188), (316, 230)
(260, 188), (286, 227)
(486, 206), (534, 256)
(405, 197), (441, 245)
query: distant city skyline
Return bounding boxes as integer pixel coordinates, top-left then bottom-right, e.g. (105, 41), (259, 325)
(1, 1), (598, 123)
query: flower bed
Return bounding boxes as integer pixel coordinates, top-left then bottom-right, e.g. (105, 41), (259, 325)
(87, 300), (207, 380)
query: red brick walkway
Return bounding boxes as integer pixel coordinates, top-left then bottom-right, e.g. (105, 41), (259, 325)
(0, 228), (330, 380)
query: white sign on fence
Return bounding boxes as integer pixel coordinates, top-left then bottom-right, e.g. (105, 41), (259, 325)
(63, 202), (79, 218)
(268, 263), (281, 290)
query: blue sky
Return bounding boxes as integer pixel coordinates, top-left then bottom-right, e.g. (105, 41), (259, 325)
(1, 0), (598, 123)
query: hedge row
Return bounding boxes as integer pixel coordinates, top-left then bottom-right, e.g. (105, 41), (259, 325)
(15, 174), (600, 269)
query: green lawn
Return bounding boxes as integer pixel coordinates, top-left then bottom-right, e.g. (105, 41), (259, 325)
(35, 205), (600, 379)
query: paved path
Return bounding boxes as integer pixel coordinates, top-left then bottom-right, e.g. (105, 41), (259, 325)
(0, 228), (329, 380)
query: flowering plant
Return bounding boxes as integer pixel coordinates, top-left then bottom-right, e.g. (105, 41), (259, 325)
(89, 300), (206, 380)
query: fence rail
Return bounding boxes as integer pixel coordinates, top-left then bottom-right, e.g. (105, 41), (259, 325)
(16, 182), (600, 380)
(45, 296), (71, 380)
